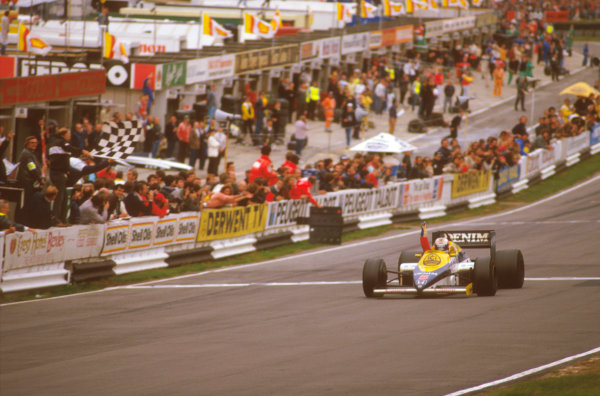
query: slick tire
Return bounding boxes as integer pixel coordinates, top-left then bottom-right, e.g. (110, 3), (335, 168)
(363, 258), (387, 298)
(474, 256), (498, 297)
(398, 251), (420, 286)
(496, 249), (525, 289)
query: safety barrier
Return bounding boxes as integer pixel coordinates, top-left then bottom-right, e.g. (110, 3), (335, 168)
(1, 128), (598, 293)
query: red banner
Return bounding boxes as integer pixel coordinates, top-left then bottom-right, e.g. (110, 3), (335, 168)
(0, 56), (16, 79)
(545, 10), (569, 22)
(0, 70), (106, 106)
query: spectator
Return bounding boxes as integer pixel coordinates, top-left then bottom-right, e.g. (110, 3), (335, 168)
(294, 114), (309, 156)
(177, 115), (191, 163)
(71, 123), (86, 150)
(124, 181), (153, 217)
(241, 96), (255, 143)
(582, 42), (589, 67)
(107, 184), (129, 219)
(79, 193), (109, 224)
(16, 135), (46, 217)
(436, 138), (453, 166)
(189, 121), (202, 169)
(150, 116), (163, 159)
(322, 92), (336, 133)
(48, 128), (88, 224)
(306, 80), (320, 120)
(1, 11), (11, 55)
(249, 145), (278, 185)
(0, 199), (35, 233)
(341, 103), (356, 149)
(206, 129), (220, 176)
(388, 99), (398, 135)
(164, 115), (178, 158)
(254, 91), (267, 144)
(23, 185), (59, 229)
(142, 74), (154, 115)
(447, 109), (465, 140)
(443, 79), (455, 113)
(515, 76), (527, 112)
(206, 84), (218, 121)
(143, 116), (156, 153)
(493, 61), (504, 96)
(204, 184), (250, 209)
(512, 116), (528, 139)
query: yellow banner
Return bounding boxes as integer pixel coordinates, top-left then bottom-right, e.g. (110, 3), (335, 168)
(451, 170), (491, 198)
(197, 205), (267, 241)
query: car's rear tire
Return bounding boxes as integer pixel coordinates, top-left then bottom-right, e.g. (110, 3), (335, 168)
(397, 251), (420, 286)
(363, 258), (387, 298)
(496, 249), (525, 289)
(474, 256), (497, 296)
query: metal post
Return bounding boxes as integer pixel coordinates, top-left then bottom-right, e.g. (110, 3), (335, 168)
(196, 12), (202, 58)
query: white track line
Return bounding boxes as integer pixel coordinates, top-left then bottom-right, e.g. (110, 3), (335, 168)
(124, 281), (362, 289)
(2, 174), (600, 307)
(121, 277), (598, 290)
(446, 346), (600, 396)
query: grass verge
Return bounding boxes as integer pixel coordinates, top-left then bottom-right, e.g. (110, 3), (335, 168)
(483, 357), (600, 396)
(1, 153), (599, 304)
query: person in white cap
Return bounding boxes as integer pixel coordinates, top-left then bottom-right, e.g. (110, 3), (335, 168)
(341, 102), (357, 149)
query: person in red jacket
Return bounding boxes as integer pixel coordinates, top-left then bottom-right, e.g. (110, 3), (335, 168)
(248, 145), (278, 185)
(280, 152), (299, 174)
(290, 168), (322, 207)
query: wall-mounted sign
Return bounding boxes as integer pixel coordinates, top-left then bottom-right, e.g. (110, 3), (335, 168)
(0, 70), (106, 106)
(235, 44), (299, 75)
(341, 33), (369, 55)
(186, 54), (235, 84)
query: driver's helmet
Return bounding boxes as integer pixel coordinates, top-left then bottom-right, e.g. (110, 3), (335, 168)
(434, 237), (449, 252)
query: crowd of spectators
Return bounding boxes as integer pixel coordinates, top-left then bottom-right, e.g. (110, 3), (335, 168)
(2, 4), (599, 232)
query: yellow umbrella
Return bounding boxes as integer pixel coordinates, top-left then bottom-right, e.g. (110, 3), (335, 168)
(559, 82), (600, 97)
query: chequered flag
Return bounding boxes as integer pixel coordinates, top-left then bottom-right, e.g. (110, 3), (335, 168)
(91, 120), (144, 160)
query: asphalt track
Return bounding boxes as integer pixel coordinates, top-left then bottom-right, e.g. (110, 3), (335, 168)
(2, 58), (600, 395)
(1, 172), (600, 395)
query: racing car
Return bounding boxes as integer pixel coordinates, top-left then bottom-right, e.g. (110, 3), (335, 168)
(362, 230), (524, 298)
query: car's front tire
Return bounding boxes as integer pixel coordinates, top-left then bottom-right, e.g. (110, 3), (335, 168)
(363, 258), (387, 298)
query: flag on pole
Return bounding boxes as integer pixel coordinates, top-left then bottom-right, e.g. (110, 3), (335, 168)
(308, 6), (314, 28)
(270, 9), (281, 33)
(383, 0), (406, 16)
(336, 3), (354, 23)
(244, 12), (275, 38)
(443, 0), (469, 9)
(361, 1), (377, 18)
(429, 0), (439, 11)
(203, 13), (233, 38)
(18, 24), (52, 55)
(103, 32), (129, 63)
(406, 0), (429, 13)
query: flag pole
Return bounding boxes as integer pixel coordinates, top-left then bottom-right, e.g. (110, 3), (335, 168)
(196, 11), (202, 58)
(81, 2), (85, 48)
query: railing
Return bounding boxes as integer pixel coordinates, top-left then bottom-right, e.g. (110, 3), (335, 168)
(1, 128), (598, 293)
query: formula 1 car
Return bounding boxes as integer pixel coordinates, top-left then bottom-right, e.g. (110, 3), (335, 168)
(362, 230), (524, 298)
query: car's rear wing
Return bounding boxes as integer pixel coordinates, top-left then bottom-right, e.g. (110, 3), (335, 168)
(432, 230), (496, 260)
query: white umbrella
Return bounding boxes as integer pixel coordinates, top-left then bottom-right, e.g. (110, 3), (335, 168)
(349, 132), (417, 153)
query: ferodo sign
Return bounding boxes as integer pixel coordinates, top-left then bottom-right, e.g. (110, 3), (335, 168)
(197, 205), (267, 241)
